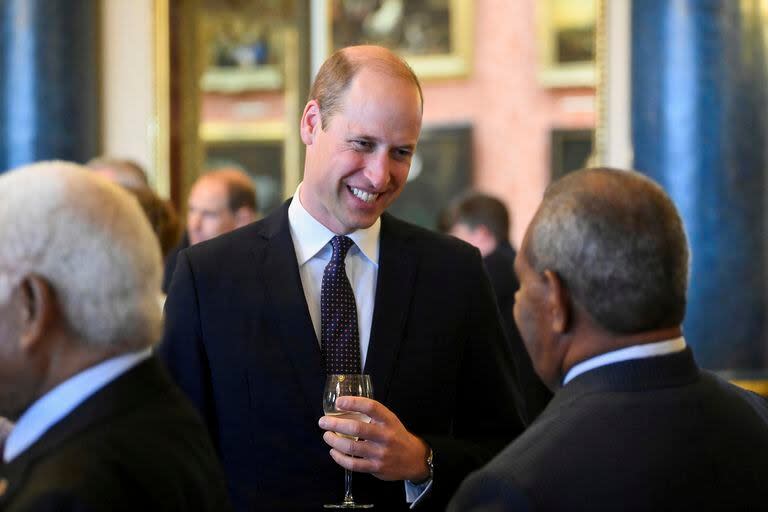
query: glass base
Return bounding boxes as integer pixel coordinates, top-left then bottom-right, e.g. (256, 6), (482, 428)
(323, 503), (374, 509)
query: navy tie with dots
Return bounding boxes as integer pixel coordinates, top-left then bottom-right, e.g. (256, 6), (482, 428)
(321, 235), (361, 374)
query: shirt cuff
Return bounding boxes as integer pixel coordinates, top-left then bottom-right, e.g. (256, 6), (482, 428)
(405, 478), (432, 508)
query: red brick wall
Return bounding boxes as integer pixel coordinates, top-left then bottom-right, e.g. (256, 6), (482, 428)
(421, 0), (595, 246)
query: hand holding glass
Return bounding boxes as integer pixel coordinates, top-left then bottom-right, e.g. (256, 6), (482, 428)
(323, 374), (374, 509)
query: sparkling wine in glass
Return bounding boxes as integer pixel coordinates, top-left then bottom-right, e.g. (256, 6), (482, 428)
(323, 374), (374, 509)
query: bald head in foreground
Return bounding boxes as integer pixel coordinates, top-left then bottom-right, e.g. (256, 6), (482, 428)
(448, 168), (768, 511)
(0, 162), (231, 511)
(159, 45), (527, 510)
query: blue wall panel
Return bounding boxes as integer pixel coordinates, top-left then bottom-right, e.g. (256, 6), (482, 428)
(0, 0), (98, 171)
(632, 0), (767, 370)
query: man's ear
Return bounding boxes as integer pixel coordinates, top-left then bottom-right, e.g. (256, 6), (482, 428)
(17, 275), (55, 352)
(300, 100), (322, 145)
(543, 270), (570, 334)
(234, 206), (257, 228)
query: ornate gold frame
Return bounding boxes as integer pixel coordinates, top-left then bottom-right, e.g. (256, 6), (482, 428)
(152, 0), (171, 198)
(327, 0), (473, 80)
(537, 0), (597, 88)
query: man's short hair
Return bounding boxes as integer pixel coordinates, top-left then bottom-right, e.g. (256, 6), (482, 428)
(0, 161), (163, 350)
(443, 192), (511, 243)
(527, 168), (690, 333)
(309, 46), (424, 129)
(200, 168), (258, 213)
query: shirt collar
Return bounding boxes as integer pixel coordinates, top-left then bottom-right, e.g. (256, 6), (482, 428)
(562, 336), (687, 385)
(4, 348), (152, 462)
(288, 183), (380, 266)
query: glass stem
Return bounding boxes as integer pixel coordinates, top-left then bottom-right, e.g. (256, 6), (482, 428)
(343, 469), (354, 505)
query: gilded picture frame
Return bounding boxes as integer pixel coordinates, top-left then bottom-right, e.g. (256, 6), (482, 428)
(200, 122), (289, 216)
(537, 0), (597, 87)
(328, 0), (472, 80)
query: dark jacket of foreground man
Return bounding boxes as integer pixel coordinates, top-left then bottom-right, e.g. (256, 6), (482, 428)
(0, 357), (232, 511)
(449, 349), (768, 511)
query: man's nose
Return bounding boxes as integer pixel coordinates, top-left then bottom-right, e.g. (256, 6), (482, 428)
(366, 151), (391, 190)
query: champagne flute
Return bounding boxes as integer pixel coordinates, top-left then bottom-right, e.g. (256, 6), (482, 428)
(323, 374), (374, 509)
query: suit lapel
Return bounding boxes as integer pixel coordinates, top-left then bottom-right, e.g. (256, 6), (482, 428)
(365, 214), (418, 403)
(258, 202), (325, 413)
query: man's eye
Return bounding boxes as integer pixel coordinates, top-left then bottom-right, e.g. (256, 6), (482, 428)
(352, 140), (373, 150)
(393, 148), (413, 160)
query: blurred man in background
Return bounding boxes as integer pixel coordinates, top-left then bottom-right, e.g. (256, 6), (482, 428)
(441, 192), (551, 421)
(162, 168), (258, 292)
(185, 168), (258, 246)
(87, 156), (182, 284)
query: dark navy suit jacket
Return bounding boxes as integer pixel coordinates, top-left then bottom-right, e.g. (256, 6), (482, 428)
(0, 357), (231, 511)
(449, 348), (768, 511)
(159, 200), (526, 511)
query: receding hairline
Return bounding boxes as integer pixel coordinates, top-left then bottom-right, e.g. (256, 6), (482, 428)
(311, 45), (424, 111)
(347, 46), (422, 106)
(194, 168), (257, 213)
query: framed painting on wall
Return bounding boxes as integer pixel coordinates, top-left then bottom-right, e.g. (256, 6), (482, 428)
(550, 129), (593, 181)
(199, 2), (300, 93)
(537, 0), (597, 87)
(328, 0), (472, 79)
(201, 122), (288, 216)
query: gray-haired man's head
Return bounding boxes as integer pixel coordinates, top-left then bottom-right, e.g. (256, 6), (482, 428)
(526, 167), (690, 334)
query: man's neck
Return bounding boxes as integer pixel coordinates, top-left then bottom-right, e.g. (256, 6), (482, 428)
(38, 342), (125, 399)
(561, 325), (684, 382)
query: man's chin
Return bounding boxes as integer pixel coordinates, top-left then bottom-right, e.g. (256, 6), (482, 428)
(344, 213), (380, 232)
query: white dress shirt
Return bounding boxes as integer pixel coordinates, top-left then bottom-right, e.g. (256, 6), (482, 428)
(287, 184), (380, 369)
(562, 337), (687, 385)
(3, 348), (152, 463)
(288, 185), (429, 506)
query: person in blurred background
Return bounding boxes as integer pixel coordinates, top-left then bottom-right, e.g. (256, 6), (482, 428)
(162, 168), (258, 292)
(185, 168), (258, 246)
(441, 191), (551, 421)
(0, 161), (231, 511)
(87, 156), (182, 289)
(128, 186), (181, 261)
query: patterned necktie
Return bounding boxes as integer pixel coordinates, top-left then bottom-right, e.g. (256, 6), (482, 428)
(321, 235), (361, 374)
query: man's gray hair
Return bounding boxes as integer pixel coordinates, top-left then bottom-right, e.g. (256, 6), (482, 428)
(527, 168), (690, 333)
(0, 161), (162, 350)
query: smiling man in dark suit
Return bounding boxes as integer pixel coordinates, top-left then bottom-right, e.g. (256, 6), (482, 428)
(159, 45), (526, 511)
(448, 168), (768, 511)
(0, 161), (230, 511)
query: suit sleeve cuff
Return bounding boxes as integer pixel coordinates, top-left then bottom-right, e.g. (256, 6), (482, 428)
(405, 478), (432, 508)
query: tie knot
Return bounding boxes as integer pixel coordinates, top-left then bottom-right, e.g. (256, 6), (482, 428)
(330, 235), (354, 262)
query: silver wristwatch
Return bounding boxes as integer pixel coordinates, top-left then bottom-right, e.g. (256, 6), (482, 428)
(425, 447), (434, 481)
